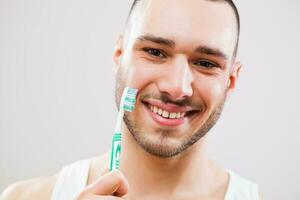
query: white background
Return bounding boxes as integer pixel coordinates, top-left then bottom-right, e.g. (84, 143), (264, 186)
(0, 0), (299, 199)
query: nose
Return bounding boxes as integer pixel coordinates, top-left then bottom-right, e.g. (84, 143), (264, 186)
(157, 55), (193, 100)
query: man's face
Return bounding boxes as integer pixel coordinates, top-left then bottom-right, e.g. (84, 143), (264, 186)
(114, 0), (240, 157)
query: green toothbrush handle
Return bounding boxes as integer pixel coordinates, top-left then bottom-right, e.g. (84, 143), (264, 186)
(109, 132), (122, 171)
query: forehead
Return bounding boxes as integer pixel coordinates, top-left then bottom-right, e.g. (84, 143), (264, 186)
(128, 0), (237, 58)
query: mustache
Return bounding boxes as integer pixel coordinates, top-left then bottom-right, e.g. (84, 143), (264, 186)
(140, 92), (202, 109)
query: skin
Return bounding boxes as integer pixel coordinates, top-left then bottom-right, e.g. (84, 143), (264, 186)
(115, 0), (238, 159)
(1, 0), (264, 199)
(112, 0), (240, 199)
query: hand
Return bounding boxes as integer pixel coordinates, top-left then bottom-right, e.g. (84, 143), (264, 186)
(76, 170), (129, 200)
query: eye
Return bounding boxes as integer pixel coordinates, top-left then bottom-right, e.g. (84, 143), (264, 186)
(194, 60), (219, 69)
(143, 48), (166, 58)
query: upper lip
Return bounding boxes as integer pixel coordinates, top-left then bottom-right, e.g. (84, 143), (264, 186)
(143, 98), (197, 113)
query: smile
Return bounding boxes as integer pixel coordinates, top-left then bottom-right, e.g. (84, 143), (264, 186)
(142, 99), (199, 127)
(148, 105), (186, 119)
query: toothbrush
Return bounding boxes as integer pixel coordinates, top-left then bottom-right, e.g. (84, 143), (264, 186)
(109, 87), (138, 171)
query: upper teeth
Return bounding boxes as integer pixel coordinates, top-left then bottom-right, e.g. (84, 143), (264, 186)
(149, 105), (185, 119)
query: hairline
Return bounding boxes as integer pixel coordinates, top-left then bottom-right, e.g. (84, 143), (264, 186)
(126, 0), (240, 59)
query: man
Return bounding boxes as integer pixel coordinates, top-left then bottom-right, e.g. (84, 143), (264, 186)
(1, 0), (264, 199)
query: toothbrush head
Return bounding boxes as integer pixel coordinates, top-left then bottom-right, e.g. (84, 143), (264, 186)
(121, 87), (138, 112)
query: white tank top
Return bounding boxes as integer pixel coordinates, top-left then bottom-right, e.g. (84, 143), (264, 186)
(51, 159), (259, 200)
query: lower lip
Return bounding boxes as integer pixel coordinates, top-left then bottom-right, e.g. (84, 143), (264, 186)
(144, 104), (186, 127)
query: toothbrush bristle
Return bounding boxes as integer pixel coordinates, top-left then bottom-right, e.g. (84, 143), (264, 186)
(123, 87), (138, 112)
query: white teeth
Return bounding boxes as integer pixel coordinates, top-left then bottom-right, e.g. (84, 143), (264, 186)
(169, 112), (176, 119)
(153, 106), (158, 113)
(162, 110), (169, 118)
(158, 108), (163, 115)
(149, 105), (186, 119)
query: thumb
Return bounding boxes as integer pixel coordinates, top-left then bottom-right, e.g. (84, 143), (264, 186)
(85, 170), (129, 197)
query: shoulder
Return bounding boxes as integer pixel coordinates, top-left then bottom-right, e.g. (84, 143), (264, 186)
(1, 175), (58, 200)
(87, 152), (110, 184)
(0, 154), (109, 200)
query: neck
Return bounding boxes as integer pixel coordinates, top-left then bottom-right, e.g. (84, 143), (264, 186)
(119, 123), (217, 199)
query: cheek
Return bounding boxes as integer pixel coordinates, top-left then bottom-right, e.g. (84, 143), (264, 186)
(195, 75), (227, 108)
(122, 56), (161, 91)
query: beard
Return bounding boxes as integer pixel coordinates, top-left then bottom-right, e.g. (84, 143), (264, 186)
(115, 69), (227, 158)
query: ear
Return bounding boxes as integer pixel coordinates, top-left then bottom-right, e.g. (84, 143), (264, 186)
(226, 61), (242, 96)
(112, 34), (124, 74)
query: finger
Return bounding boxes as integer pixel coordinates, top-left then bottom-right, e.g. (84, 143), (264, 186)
(76, 190), (125, 200)
(85, 170), (129, 196)
(82, 194), (123, 200)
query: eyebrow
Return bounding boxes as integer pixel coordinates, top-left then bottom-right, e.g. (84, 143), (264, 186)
(137, 34), (175, 48)
(136, 34), (228, 60)
(195, 46), (228, 61)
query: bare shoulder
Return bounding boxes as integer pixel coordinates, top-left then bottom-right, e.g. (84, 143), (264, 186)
(1, 154), (109, 200)
(87, 152), (110, 184)
(1, 175), (58, 200)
